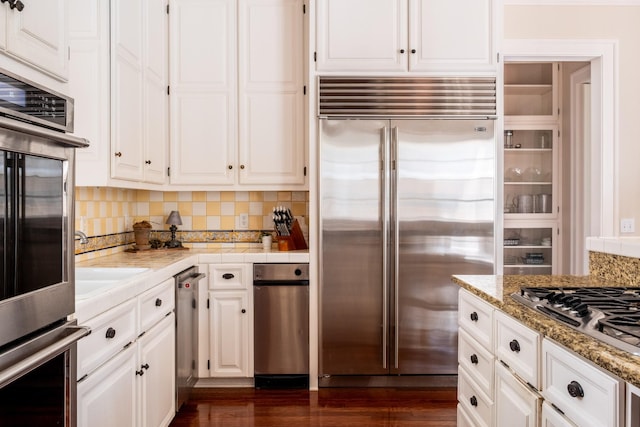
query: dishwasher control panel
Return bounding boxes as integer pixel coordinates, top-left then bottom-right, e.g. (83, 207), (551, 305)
(253, 263), (309, 282)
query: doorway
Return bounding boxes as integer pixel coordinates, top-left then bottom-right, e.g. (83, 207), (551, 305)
(502, 39), (617, 275)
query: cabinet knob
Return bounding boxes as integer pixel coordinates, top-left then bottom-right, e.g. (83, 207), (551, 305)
(240, 164), (245, 169)
(136, 369), (145, 376)
(6, 0), (23, 11)
(222, 273), (235, 280)
(470, 312), (479, 322)
(400, 49), (405, 54)
(114, 151), (122, 157)
(145, 160), (152, 164)
(567, 380), (584, 398)
(470, 354), (479, 365)
(411, 48), (416, 54)
(105, 327), (116, 339)
(241, 309), (246, 314)
(470, 396), (478, 407)
(141, 363), (150, 370)
(509, 339), (521, 353)
(155, 298), (162, 307)
(228, 165), (233, 170)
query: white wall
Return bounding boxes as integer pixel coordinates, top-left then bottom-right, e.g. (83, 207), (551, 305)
(504, 5), (640, 235)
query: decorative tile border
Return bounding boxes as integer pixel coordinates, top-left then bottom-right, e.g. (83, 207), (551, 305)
(75, 229), (275, 255)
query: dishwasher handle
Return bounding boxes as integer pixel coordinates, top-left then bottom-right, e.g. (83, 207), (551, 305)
(177, 272), (205, 288)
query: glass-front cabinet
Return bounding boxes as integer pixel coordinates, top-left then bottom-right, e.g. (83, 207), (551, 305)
(504, 125), (558, 220)
(503, 62), (561, 274)
(503, 223), (557, 275)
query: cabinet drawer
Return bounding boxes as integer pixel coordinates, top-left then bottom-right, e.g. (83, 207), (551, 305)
(458, 289), (494, 350)
(495, 310), (541, 390)
(77, 298), (137, 379)
(458, 367), (493, 427)
(457, 403), (477, 427)
(209, 264), (246, 290)
(139, 278), (175, 334)
(542, 338), (623, 427)
(458, 328), (494, 395)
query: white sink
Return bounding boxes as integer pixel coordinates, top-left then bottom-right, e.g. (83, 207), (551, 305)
(75, 268), (150, 300)
(75, 280), (122, 300)
(75, 267), (149, 281)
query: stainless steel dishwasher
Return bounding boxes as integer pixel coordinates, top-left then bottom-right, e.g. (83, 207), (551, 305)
(253, 263), (309, 389)
(175, 266), (205, 410)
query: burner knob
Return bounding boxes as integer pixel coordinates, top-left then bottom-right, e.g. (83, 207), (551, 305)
(567, 380), (585, 398)
(574, 303), (589, 317)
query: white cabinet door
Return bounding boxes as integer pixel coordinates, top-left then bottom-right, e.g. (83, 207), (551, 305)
(68, 0), (111, 187)
(495, 361), (541, 427)
(315, 0), (407, 71)
(138, 314), (176, 427)
(208, 290), (252, 377)
(238, 0), (305, 185)
(142, 0), (168, 184)
(77, 345), (138, 427)
(169, 0), (236, 185)
(111, 0), (145, 182)
(541, 401), (577, 427)
(408, 0), (493, 72)
(5, 0), (68, 79)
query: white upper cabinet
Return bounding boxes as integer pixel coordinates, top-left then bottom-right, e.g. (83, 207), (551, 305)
(169, 0), (237, 185)
(70, 0), (168, 188)
(316, 0), (494, 74)
(315, 0), (407, 72)
(237, 0), (305, 185)
(111, 0), (168, 184)
(111, 0), (145, 182)
(408, 0), (492, 72)
(1, 0), (68, 80)
(170, 0), (306, 188)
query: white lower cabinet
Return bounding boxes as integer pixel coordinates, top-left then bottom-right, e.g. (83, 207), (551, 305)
(495, 361), (541, 427)
(77, 278), (176, 427)
(77, 344), (138, 427)
(138, 314), (176, 427)
(198, 263), (253, 378)
(541, 401), (577, 427)
(457, 289), (495, 427)
(542, 338), (623, 427)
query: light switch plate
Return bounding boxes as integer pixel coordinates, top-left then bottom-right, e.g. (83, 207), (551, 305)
(621, 218), (635, 233)
(239, 213), (249, 230)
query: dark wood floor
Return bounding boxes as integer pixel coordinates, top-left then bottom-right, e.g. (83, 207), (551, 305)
(170, 387), (457, 427)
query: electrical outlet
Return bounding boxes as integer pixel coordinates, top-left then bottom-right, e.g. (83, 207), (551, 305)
(621, 218), (635, 233)
(239, 213), (249, 230)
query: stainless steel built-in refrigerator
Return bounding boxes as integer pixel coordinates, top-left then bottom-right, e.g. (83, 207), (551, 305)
(319, 77), (496, 382)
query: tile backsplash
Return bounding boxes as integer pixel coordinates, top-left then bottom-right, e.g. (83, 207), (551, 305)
(75, 187), (309, 260)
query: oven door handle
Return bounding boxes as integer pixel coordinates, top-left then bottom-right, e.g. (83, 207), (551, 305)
(0, 326), (90, 388)
(0, 116), (90, 148)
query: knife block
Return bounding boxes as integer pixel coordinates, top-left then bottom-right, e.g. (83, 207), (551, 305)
(276, 219), (308, 251)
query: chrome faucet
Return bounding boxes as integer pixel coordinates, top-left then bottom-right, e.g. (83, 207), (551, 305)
(75, 230), (89, 245)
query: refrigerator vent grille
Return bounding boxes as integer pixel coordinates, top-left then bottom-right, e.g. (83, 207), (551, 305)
(318, 77), (496, 118)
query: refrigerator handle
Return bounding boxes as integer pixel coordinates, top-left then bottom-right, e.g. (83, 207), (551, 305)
(391, 126), (400, 370)
(381, 125), (389, 370)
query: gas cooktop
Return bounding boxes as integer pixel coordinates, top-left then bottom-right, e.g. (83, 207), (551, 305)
(511, 286), (640, 356)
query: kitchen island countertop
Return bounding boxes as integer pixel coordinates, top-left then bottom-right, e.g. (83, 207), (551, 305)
(453, 274), (640, 389)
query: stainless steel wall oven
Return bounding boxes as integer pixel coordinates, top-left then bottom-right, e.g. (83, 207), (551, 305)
(0, 68), (89, 426)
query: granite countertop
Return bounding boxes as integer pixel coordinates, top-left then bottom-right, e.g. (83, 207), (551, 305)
(453, 274), (640, 389)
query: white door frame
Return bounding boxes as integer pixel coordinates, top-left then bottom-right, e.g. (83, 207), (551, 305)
(569, 65), (591, 274)
(502, 39), (618, 254)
